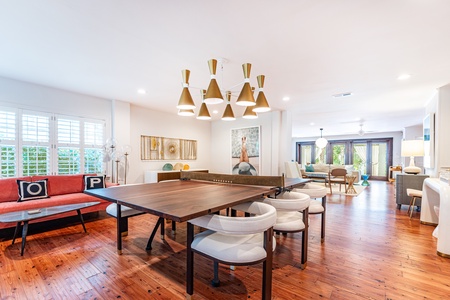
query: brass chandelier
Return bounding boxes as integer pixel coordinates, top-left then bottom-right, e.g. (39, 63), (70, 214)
(176, 59), (271, 120)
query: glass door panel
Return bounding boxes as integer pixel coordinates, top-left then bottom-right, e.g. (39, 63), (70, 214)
(371, 142), (388, 178)
(353, 143), (367, 174)
(332, 144), (345, 165)
(315, 146), (326, 164)
(300, 145), (312, 166)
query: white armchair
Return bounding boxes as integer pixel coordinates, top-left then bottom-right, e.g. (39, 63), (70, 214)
(187, 201), (277, 297)
(264, 191), (311, 269)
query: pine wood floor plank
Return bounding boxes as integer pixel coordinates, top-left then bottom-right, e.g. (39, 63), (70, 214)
(1, 181), (450, 299)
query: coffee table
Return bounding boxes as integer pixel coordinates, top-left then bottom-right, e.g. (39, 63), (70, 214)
(0, 202), (99, 256)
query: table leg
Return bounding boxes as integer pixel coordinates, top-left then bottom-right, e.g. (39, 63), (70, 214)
(171, 220), (176, 234)
(146, 217), (164, 250)
(76, 209), (87, 233)
(262, 226), (273, 300)
(116, 203), (123, 255)
(12, 222), (21, 245)
(20, 221), (29, 256)
(300, 207), (308, 269)
(186, 222), (194, 297)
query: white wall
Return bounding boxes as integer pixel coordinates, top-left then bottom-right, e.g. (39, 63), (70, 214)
(127, 105), (211, 183)
(425, 84), (450, 177)
(0, 76), (111, 123)
(210, 111), (281, 175)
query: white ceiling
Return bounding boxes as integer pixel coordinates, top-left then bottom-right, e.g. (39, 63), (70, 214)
(1, 1), (449, 138)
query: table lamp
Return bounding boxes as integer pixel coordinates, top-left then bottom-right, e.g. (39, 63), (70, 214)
(401, 140), (424, 174)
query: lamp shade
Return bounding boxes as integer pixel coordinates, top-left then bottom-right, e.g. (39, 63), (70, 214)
(236, 63), (256, 106)
(243, 106), (258, 119)
(204, 59), (224, 104)
(176, 70), (196, 110)
(197, 89), (211, 120)
(315, 128), (328, 148)
(178, 109), (195, 116)
(253, 75), (271, 112)
(315, 137), (328, 149)
(401, 140), (424, 157)
(401, 140), (424, 174)
(222, 91), (235, 121)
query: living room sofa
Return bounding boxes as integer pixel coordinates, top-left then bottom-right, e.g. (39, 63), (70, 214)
(301, 164), (361, 181)
(0, 174), (111, 229)
(285, 162), (361, 181)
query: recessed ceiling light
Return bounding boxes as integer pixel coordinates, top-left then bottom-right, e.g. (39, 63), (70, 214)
(310, 122), (315, 126)
(332, 92), (353, 98)
(137, 89), (146, 94)
(397, 74), (411, 80)
(282, 97), (290, 101)
(212, 110), (219, 114)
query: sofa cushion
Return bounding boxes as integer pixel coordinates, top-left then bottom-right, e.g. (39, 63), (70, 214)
(305, 165), (314, 172)
(0, 192), (105, 215)
(17, 179), (49, 201)
(84, 175), (106, 190)
(0, 176), (32, 203)
(32, 174), (95, 196)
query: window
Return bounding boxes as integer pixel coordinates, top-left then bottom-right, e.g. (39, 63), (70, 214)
(0, 107), (105, 177)
(0, 110), (17, 177)
(22, 113), (50, 175)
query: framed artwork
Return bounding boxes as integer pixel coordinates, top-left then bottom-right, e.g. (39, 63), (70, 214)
(140, 135), (197, 160)
(231, 126), (260, 175)
(423, 113), (435, 168)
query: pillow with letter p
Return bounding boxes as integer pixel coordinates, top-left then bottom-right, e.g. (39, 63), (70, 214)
(84, 175), (106, 190)
(17, 179), (49, 202)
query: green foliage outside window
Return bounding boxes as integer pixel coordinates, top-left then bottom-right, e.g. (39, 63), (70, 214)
(22, 146), (49, 175)
(85, 148), (103, 174)
(58, 148), (80, 174)
(1, 146), (16, 177)
(332, 144), (345, 165)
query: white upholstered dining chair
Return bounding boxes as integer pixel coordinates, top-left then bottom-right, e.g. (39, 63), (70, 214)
(293, 182), (327, 243)
(264, 191), (311, 269)
(187, 201), (277, 293)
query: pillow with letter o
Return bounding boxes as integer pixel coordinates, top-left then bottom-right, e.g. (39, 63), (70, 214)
(84, 175), (106, 190)
(17, 179), (49, 202)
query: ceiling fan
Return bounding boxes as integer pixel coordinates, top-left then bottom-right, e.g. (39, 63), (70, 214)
(357, 124), (375, 136)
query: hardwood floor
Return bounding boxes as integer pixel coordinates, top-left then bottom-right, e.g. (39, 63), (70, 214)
(1, 181), (449, 299)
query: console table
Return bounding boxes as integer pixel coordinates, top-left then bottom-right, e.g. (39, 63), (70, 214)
(395, 174), (429, 209)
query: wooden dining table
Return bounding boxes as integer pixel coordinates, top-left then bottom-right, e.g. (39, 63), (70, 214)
(85, 176), (278, 299)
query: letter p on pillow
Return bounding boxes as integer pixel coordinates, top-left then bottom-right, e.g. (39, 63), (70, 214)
(85, 175), (106, 190)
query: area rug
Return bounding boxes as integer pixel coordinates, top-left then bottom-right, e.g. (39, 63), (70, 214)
(318, 182), (367, 196)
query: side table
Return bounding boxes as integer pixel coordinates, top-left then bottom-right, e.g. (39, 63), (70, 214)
(361, 174), (370, 186)
(346, 175), (357, 194)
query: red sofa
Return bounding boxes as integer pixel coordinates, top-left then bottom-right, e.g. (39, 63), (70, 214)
(0, 174), (111, 229)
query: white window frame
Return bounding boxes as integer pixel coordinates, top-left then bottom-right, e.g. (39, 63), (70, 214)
(0, 106), (105, 177)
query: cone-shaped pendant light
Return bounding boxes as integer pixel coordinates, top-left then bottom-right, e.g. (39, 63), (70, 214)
(243, 106), (258, 119)
(176, 70), (196, 110)
(222, 91), (235, 121)
(204, 59), (224, 104)
(236, 63), (256, 106)
(253, 75), (271, 112)
(178, 109), (195, 116)
(197, 89), (211, 120)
